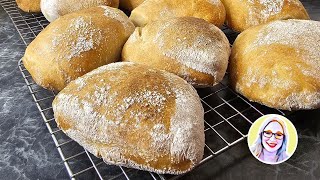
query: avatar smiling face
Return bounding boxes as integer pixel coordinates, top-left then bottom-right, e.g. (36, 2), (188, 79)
(262, 121), (284, 153)
(248, 114), (297, 165)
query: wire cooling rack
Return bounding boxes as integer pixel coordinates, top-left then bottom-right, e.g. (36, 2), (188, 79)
(1, 0), (291, 179)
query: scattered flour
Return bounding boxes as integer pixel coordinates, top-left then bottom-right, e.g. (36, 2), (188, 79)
(99, 6), (135, 37)
(51, 16), (102, 61)
(53, 62), (205, 174)
(236, 20), (320, 109)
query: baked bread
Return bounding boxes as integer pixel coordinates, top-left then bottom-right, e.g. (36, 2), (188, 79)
(122, 17), (230, 87)
(229, 19), (320, 110)
(221, 0), (309, 32)
(52, 62), (205, 174)
(16, 0), (41, 12)
(129, 0), (226, 27)
(22, 6), (134, 91)
(119, 0), (145, 11)
(41, 0), (119, 22)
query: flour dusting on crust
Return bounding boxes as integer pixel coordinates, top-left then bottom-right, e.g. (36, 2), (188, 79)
(234, 20), (320, 110)
(247, 0), (284, 26)
(247, 20), (320, 76)
(51, 16), (102, 61)
(154, 18), (230, 78)
(246, 0), (304, 26)
(100, 6), (135, 37)
(169, 86), (204, 163)
(53, 62), (205, 174)
(206, 0), (220, 5)
(41, 0), (59, 22)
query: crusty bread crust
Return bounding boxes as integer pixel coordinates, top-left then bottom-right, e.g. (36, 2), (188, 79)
(41, 0), (119, 22)
(22, 6), (134, 91)
(122, 17), (230, 87)
(52, 62), (205, 174)
(221, 0), (310, 32)
(229, 19), (320, 110)
(129, 0), (226, 27)
(16, 0), (41, 12)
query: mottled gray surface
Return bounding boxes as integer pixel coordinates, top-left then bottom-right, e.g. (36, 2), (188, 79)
(0, 5), (68, 180)
(0, 0), (319, 180)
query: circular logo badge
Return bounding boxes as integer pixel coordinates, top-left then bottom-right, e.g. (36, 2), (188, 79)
(247, 114), (298, 165)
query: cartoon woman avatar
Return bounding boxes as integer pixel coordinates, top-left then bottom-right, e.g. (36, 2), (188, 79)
(250, 116), (289, 164)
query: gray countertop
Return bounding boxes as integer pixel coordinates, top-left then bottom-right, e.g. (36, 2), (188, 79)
(0, 0), (320, 180)
(0, 5), (68, 180)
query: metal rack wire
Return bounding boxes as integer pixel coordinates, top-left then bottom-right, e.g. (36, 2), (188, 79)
(1, 0), (290, 179)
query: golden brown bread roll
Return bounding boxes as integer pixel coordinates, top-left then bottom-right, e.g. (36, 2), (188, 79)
(122, 17), (230, 87)
(129, 0), (226, 27)
(221, 0), (309, 32)
(119, 0), (145, 11)
(22, 6), (134, 91)
(16, 0), (41, 12)
(52, 62), (205, 174)
(229, 19), (320, 110)
(41, 0), (119, 22)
